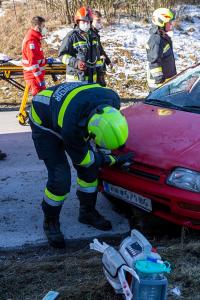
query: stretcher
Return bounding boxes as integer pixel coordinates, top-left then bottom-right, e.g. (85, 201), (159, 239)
(0, 59), (66, 125)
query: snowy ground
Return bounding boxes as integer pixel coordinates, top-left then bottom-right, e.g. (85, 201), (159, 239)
(0, 4), (199, 102)
(46, 5), (200, 98)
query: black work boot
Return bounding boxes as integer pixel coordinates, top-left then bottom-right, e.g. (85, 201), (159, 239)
(42, 200), (65, 249)
(77, 190), (112, 231)
(0, 150), (6, 160)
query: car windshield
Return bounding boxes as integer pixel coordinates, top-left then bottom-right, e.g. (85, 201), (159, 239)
(145, 65), (200, 112)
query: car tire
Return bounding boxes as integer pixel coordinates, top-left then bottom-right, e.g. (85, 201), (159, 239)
(103, 192), (149, 229)
(103, 192), (181, 238)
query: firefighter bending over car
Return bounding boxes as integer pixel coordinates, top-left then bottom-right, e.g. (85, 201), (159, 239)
(146, 8), (177, 91)
(29, 82), (133, 248)
(58, 6), (104, 85)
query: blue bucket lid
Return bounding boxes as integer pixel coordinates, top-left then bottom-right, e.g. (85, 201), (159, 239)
(135, 260), (171, 274)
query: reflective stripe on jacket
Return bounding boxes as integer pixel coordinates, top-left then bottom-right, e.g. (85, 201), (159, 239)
(22, 29), (46, 83)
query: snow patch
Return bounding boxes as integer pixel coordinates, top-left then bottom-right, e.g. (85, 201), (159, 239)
(45, 5), (200, 98)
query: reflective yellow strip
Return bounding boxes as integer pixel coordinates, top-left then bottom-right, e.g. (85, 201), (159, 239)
(93, 73), (97, 82)
(73, 41), (87, 47)
(109, 155), (116, 166)
(96, 60), (103, 66)
(151, 67), (162, 74)
(45, 188), (67, 202)
(163, 44), (170, 53)
(62, 54), (71, 64)
(31, 105), (42, 125)
(79, 150), (94, 167)
(38, 90), (53, 97)
(77, 178), (98, 188)
(58, 84), (101, 127)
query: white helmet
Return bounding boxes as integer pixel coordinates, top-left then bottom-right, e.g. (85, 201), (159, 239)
(152, 8), (175, 27)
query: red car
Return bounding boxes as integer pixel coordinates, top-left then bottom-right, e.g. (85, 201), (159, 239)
(101, 64), (200, 230)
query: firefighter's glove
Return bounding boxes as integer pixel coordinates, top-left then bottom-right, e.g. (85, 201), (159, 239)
(47, 57), (54, 64)
(112, 152), (134, 167)
(77, 60), (87, 71)
(155, 76), (164, 84)
(39, 80), (46, 87)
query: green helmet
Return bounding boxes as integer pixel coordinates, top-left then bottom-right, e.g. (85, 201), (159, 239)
(88, 106), (128, 150)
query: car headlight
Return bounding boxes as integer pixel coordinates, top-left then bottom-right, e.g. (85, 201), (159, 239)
(167, 168), (200, 193)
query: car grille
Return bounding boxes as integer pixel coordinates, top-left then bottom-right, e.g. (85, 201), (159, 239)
(128, 169), (160, 181)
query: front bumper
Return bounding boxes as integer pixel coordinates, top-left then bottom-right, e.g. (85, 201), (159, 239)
(100, 166), (200, 230)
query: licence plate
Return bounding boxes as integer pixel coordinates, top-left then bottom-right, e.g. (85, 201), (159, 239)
(103, 182), (152, 212)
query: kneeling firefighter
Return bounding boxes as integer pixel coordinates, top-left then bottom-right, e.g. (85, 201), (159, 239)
(146, 8), (177, 91)
(29, 82), (133, 248)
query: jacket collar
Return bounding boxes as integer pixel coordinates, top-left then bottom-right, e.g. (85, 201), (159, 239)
(149, 25), (172, 41)
(27, 28), (43, 41)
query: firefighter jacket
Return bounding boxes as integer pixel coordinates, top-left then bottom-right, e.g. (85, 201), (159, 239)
(29, 83), (120, 166)
(146, 25), (177, 90)
(92, 27), (111, 67)
(58, 28), (103, 83)
(22, 29), (46, 84)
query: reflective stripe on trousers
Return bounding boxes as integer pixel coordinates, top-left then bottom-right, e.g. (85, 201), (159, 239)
(77, 177), (98, 193)
(44, 188), (68, 206)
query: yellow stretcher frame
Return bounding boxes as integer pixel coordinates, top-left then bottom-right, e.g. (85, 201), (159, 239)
(0, 62), (66, 125)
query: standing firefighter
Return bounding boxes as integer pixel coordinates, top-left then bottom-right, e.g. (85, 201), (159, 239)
(22, 16), (47, 96)
(91, 10), (113, 86)
(58, 6), (104, 84)
(146, 8), (177, 91)
(29, 82), (133, 248)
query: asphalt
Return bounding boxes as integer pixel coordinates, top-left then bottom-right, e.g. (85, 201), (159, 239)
(0, 111), (129, 250)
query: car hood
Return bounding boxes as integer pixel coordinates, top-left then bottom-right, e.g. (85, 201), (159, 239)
(123, 103), (200, 170)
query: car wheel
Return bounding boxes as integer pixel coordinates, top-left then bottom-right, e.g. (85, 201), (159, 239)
(103, 192), (181, 238)
(103, 192), (149, 229)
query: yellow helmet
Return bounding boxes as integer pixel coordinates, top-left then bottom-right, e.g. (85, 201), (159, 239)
(152, 8), (175, 27)
(88, 106), (128, 150)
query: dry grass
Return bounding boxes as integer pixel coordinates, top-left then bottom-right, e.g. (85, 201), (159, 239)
(0, 236), (200, 300)
(0, 0), (63, 58)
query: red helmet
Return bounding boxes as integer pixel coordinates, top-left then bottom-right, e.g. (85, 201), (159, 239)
(74, 6), (93, 24)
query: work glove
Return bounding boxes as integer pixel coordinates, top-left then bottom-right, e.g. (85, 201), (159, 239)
(111, 152), (134, 167)
(77, 60), (87, 71)
(39, 80), (46, 87)
(102, 152), (134, 167)
(155, 77), (164, 84)
(47, 57), (54, 64)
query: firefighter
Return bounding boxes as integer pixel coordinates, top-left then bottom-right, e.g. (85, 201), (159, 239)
(91, 10), (113, 86)
(0, 150), (6, 160)
(146, 8), (177, 91)
(58, 6), (104, 84)
(29, 82), (133, 248)
(22, 16), (51, 96)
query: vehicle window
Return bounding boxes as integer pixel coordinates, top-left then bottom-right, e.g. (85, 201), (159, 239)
(146, 65), (200, 109)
